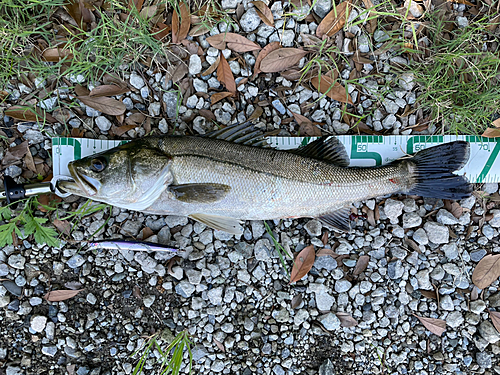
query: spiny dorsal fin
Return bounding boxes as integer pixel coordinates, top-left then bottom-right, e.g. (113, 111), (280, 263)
(318, 206), (352, 232)
(290, 136), (350, 167)
(205, 122), (267, 146)
(168, 183), (231, 203)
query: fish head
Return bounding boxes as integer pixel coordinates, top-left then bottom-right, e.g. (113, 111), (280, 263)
(59, 141), (173, 210)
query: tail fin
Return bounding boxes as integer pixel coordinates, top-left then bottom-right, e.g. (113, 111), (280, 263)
(407, 141), (472, 200)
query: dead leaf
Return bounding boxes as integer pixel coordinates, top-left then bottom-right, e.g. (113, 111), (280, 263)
(291, 293), (303, 309)
(172, 1), (191, 43)
(420, 290), (437, 300)
(471, 286), (479, 301)
(299, 122), (322, 136)
(316, 248), (337, 258)
(290, 245), (316, 283)
(152, 22), (171, 41)
(89, 84), (130, 97)
(447, 0), (474, 5)
(214, 338), (225, 352)
(217, 53), (237, 94)
(490, 311), (500, 334)
(1, 141), (29, 167)
(78, 96), (126, 116)
(5, 106), (56, 123)
(125, 112), (146, 125)
(413, 314), (446, 336)
(316, 2), (350, 38)
(448, 201), (463, 219)
(44, 289), (83, 302)
(199, 109), (216, 121)
(260, 48), (309, 73)
(353, 255), (370, 275)
(482, 128), (500, 138)
(472, 254), (500, 289)
(75, 84), (90, 96)
(53, 219), (72, 236)
(321, 231), (329, 246)
(493, 118), (500, 128)
(206, 33), (261, 52)
(248, 106), (263, 121)
(139, 4), (157, 19)
(251, 1), (274, 26)
(292, 112), (312, 126)
(171, 64), (189, 83)
(211, 92), (234, 105)
(111, 124), (136, 136)
(311, 75), (353, 104)
(336, 312), (358, 327)
(24, 150), (37, 173)
(42, 47), (73, 62)
(253, 42), (281, 78)
(202, 54), (221, 77)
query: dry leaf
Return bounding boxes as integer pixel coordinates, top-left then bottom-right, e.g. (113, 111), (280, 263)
(353, 255), (370, 275)
(206, 33), (261, 52)
(78, 96), (126, 116)
(448, 201), (463, 219)
(316, 2), (350, 38)
(75, 84), (90, 96)
(248, 106), (263, 121)
(202, 54), (221, 76)
(199, 109), (216, 121)
(125, 112), (146, 125)
(89, 84), (130, 97)
(152, 22), (171, 41)
(214, 338), (225, 352)
(172, 1), (191, 43)
(111, 124), (136, 136)
(321, 231), (329, 246)
(251, 1), (274, 26)
(24, 150), (37, 173)
(292, 112), (312, 126)
(471, 286), (479, 301)
(311, 75), (353, 104)
(490, 311), (500, 334)
(211, 92), (234, 105)
(171, 64), (189, 83)
(482, 128), (500, 138)
(253, 42), (281, 78)
(260, 48), (309, 73)
(139, 4), (157, 19)
(42, 47), (73, 62)
(447, 0), (474, 5)
(5, 106), (57, 123)
(413, 314), (446, 336)
(217, 54), (237, 94)
(316, 248), (337, 258)
(336, 312), (358, 327)
(44, 289), (83, 302)
(420, 290), (437, 300)
(53, 219), (72, 236)
(472, 254), (500, 289)
(290, 245), (316, 283)
(299, 122), (322, 136)
(2, 141), (29, 167)
(291, 293), (303, 309)
(493, 118), (500, 128)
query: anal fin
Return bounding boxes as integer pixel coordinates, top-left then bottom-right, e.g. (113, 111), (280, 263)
(318, 207), (352, 232)
(169, 183), (230, 203)
(189, 213), (243, 234)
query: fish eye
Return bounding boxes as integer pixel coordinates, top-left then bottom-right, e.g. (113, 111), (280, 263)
(90, 157), (107, 173)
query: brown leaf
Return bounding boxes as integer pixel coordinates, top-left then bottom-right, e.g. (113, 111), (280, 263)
(217, 54), (237, 94)
(199, 109), (216, 121)
(152, 22), (171, 41)
(482, 128), (500, 138)
(336, 312), (358, 327)
(253, 42), (281, 78)
(291, 293), (303, 309)
(493, 118), (500, 128)
(290, 245), (316, 283)
(5, 106), (57, 123)
(413, 314), (446, 336)
(299, 122), (322, 136)
(472, 254), (500, 289)
(125, 112), (146, 125)
(78, 96), (126, 116)
(42, 47), (73, 62)
(420, 290), (437, 300)
(44, 289), (83, 302)
(171, 63), (189, 83)
(316, 248), (337, 258)
(1, 141), (29, 167)
(447, 0), (474, 5)
(172, 1), (190, 43)
(211, 92), (234, 105)
(260, 48), (309, 73)
(311, 75), (353, 104)
(75, 84), (90, 96)
(111, 124), (136, 136)
(490, 311), (500, 334)
(206, 33), (261, 52)
(139, 4), (157, 19)
(353, 255), (370, 276)
(316, 2), (350, 38)
(251, 1), (274, 26)
(89, 84), (130, 97)
(53, 219), (72, 236)
(248, 106), (263, 121)
(24, 150), (37, 173)
(292, 112), (312, 126)
(448, 201), (463, 219)
(202, 54), (220, 76)
(214, 338), (225, 352)
(321, 231), (329, 246)
(65, 0), (88, 29)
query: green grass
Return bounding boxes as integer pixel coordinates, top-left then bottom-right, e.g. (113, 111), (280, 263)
(264, 221), (291, 276)
(406, 13), (500, 134)
(133, 329), (193, 375)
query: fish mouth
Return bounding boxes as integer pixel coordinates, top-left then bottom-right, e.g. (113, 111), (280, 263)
(59, 163), (101, 197)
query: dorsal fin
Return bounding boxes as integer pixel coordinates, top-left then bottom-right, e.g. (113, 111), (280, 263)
(290, 136), (350, 167)
(205, 122), (267, 146)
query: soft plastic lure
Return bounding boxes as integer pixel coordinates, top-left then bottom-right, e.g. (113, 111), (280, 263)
(88, 240), (178, 252)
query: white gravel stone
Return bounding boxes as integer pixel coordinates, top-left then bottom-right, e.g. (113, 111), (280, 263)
(240, 8), (261, 32)
(189, 55), (202, 75)
(30, 315), (47, 333)
(95, 116), (112, 132)
(424, 222), (449, 244)
(129, 72), (145, 89)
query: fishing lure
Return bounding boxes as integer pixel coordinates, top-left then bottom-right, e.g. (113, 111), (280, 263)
(88, 240), (178, 252)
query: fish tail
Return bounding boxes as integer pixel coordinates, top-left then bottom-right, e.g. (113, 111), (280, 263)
(405, 141), (472, 200)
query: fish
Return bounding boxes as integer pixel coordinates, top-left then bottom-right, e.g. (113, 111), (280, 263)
(58, 123), (472, 234)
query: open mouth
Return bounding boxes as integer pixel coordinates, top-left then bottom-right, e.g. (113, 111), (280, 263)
(58, 163), (100, 196)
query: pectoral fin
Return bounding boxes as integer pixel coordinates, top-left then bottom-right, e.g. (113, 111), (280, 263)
(318, 207), (352, 232)
(189, 213), (243, 234)
(169, 183), (231, 203)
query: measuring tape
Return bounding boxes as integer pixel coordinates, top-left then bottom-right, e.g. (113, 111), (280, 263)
(52, 135), (499, 185)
